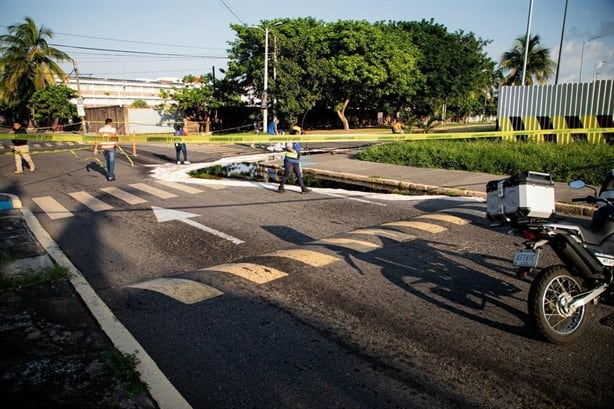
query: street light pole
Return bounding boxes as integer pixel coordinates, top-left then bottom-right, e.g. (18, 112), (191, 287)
(554, 0), (568, 85)
(250, 22), (283, 133)
(579, 36), (600, 82)
(263, 27), (269, 133)
(593, 60), (605, 81)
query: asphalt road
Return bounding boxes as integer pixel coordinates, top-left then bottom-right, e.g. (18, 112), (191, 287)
(2, 142), (613, 409)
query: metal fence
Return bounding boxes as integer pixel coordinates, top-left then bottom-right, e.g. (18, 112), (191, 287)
(497, 80), (613, 144)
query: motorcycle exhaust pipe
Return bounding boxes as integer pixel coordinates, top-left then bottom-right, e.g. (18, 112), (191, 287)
(551, 234), (603, 278)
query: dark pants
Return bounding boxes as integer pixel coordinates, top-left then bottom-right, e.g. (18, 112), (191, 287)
(279, 160), (306, 190)
(175, 143), (187, 162)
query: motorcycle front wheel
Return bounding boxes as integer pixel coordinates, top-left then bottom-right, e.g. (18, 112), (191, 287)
(528, 265), (588, 344)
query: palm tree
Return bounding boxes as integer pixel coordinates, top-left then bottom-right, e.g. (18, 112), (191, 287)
(0, 17), (72, 119)
(499, 34), (556, 86)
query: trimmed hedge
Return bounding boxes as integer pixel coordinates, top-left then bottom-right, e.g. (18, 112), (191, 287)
(354, 140), (614, 186)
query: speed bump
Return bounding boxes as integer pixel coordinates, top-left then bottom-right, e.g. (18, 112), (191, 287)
(203, 263), (288, 284)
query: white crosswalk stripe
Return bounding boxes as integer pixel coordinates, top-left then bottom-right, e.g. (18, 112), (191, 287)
(32, 196), (73, 219)
(100, 186), (148, 205)
(155, 180), (204, 194)
(130, 183), (178, 199)
(68, 191), (114, 212)
(33, 182), (203, 218)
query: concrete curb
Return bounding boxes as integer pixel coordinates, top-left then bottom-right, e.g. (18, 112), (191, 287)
(270, 166), (595, 218)
(0, 193), (22, 210)
(20, 207), (192, 409)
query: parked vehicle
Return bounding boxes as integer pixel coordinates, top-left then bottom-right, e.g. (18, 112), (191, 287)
(487, 170), (614, 343)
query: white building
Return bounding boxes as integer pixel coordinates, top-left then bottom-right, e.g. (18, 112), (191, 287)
(61, 76), (183, 108)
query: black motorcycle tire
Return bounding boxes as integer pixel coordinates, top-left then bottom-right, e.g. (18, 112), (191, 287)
(528, 265), (588, 344)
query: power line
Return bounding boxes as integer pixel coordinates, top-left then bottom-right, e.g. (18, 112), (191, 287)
(218, 0), (246, 25)
(50, 43), (228, 59)
(0, 25), (226, 51)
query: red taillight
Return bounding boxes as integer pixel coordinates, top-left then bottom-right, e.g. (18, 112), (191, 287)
(520, 229), (537, 240)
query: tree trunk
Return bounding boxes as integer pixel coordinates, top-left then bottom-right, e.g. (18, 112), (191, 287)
(336, 97), (351, 131)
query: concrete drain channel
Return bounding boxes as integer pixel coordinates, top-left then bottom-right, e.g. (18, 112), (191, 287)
(189, 160), (427, 195)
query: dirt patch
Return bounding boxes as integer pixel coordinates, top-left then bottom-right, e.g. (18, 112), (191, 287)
(0, 279), (158, 408)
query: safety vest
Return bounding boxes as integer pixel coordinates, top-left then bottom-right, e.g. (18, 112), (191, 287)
(284, 142), (300, 160)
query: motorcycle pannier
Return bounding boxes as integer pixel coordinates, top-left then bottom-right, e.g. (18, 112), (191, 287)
(486, 171), (555, 223)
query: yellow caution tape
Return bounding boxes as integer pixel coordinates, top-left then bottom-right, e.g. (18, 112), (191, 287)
(1, 127), (612, 144)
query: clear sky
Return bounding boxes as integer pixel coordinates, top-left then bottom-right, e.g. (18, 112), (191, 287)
(1, 0), (613, 84)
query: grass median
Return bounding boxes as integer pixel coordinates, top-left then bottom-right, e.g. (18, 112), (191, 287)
(355, 139), (614, 185)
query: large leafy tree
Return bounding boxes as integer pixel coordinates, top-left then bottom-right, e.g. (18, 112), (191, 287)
(0, 17), (72, 120)
(324, 21), (421, 130)
(226, 18), (494, 130)
(499, 34), (556, 86)
(29, 84), (78, 129)
(395, 19), (494, 122)
(160, 74), (221, 133)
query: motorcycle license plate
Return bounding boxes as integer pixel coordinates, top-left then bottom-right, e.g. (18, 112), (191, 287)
(513, 249), (540, 268)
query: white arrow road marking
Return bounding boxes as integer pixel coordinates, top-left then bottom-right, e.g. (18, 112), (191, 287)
(151, 206), (244, 244)
(128, 278), (223, 304)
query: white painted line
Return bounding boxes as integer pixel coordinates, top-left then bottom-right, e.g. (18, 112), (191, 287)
(128, 278), (223, 304)
(318, 191), (387, 206)
(69, 191), (114, 212)
(155, 181), (204, 194)
(32, 196), (73, 219)
(313, 237), (382, 253)
(203, 263), (288, 284)
(100, 187), (148, 205)
(439, 207), (485, 218)
(416, 213), (468, 225)
(383, 220), (448, 233)
(152, 206), (244, 244)
(21, 208), (192, 409)
(349, 228), (415, 242)
(268, 249), (340, 267)
(130, 183), (178, 199)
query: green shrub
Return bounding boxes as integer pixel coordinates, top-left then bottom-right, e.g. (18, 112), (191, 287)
(355, 140), (613, 185)
(0, 264), (71, 293)
(106, 348), (148, 396)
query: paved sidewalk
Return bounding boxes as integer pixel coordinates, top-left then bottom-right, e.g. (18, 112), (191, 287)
(299, 150), (592, 216)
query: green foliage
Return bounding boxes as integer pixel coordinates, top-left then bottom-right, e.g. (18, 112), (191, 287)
(499, 34), (556, 86)
(131, 99), (148, 108)
(226, 18), (493, 129)
(160, 74), (222, 132)
(355, 140), (614, 185)
(106, 349), (148, 396)
(0, 17), (72, 118)
(0, 263), (71, 293)
(29, 85), (78, 127)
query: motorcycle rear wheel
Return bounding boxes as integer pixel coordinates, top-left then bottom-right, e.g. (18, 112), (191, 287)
(528, 265), (588, 344)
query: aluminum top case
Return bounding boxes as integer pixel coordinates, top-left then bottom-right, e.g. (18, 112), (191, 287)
(486, 171), (555, 223)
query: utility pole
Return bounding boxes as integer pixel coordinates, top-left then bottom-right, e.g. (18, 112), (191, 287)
(263, 27), (270, 133)
(555, 0), (568, 85)
(521, 0), (533, 86)
(251, 22), (283, 133)
(72, 60), (86, 133)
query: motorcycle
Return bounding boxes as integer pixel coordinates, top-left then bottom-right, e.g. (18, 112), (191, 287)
(511, 174), (614, 344)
